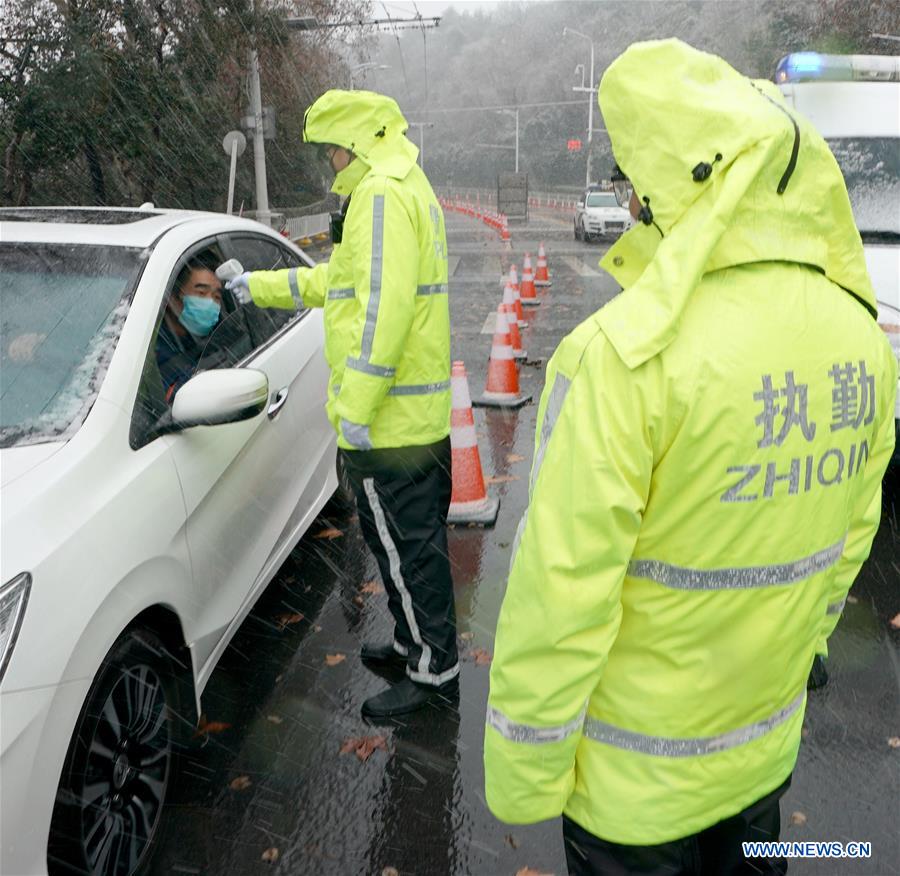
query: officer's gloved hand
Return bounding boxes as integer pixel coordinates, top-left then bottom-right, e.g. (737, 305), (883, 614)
(225, 272), (254, 305)
(341, 418), (373, 450)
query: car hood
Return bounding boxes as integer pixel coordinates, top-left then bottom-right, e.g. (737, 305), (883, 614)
(0, 442), (66, 488)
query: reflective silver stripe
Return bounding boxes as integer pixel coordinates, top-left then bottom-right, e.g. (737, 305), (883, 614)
(393, 640), (409, 656)
(388, 380), (451, 396)
(364, 478), (432, 678)
(583, 691), (805, 757)
(531, 373), (572, 491)
(328, 287), (355, 300)
(627, 537), (846, 591)
(361, 194), (385, 361)
(487, 703), (587, 745)
(288, 267), (303, 308)
(346, 357), (396, 378)
(826, 598), (846, 616)
(409, 661), (460, 687)
(417, 283), (448, 296)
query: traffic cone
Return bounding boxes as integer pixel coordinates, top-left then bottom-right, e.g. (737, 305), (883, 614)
(502, 275), (527, 328)
(534, 242), (551, 287)
(500, 214), (511, 242)
(447, 362), (500, 525)
(502, 302), (527, 360)
(520, 253), (540, 306)
(474, 307), (532, 409)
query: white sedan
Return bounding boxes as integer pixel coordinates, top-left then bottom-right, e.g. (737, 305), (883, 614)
(0, 207), (339, 876)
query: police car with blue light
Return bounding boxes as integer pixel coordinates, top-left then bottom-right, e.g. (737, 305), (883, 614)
(776, 51), (900, 461)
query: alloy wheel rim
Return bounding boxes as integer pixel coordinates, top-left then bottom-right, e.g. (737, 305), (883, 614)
(78, 664), (171, 876)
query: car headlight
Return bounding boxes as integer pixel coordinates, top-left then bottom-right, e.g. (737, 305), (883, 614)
(0, 573), (31, 683)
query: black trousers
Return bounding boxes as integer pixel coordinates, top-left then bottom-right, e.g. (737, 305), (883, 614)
(563, 777), (790, 876)
(340, 437), (459, 687)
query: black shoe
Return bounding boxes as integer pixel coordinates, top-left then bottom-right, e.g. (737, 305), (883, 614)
(807, 654), (828, 691)
(360, 641), (407, 669)
(361, 677), (458, 719)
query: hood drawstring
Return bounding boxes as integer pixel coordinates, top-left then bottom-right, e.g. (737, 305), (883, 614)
(752, 84), (800, 195)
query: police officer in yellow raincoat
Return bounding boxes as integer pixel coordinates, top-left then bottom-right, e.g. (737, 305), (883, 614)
(484, 40), (897, 874)
(229, 90), (458, 718)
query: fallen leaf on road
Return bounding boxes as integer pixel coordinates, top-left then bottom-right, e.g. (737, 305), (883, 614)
(261, 847), (279, 863)
(382, 869), (399, 876)
(314, 527), (344, 540)
(470, 647), (493, 665)
(506, 454), (526, 463)
(193, 715), (231, 738)
(484, 474), (519, 485)
(889, 613), (900, 630)
(516, 868), (554, 876)
(888, 737), (900, 748)
(229, 775), (252, 791)
(505, 833), (519, 849)
(266, 715), (283, 725)
(353, 595), (365, 607)
(460, 631), (474, 641)
(313, 625), (323, 633)
(339, 735), (388, 762)
(360, 580), (385, 594)
(325, 653), (346, 666)
(790, 811), (807, 826)
(846, 595), (858, 605)
(276, 612), (304, 629)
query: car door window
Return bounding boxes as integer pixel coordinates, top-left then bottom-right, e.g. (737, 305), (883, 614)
(223, 235), (308, 350)
(131, 242), (254, 448)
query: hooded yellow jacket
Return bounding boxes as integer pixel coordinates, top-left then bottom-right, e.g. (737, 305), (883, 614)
(246, 90), (450, 450)
(485, 39), (897, 845)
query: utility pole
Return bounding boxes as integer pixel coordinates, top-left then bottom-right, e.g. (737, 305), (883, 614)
(248, 45), (271, 227)
(564, 27), (596, 187)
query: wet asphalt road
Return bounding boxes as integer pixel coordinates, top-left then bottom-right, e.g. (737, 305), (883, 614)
(148, 208), (900, 876)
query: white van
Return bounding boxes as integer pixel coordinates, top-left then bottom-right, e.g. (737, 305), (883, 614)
(777, 52), (900, 459)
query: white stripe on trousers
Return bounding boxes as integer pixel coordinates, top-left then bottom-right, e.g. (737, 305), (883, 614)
(363, 478), (433, 679)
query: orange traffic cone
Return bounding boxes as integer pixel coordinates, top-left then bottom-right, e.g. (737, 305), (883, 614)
(502, 301), (527, 360)
(503, 277), (527, 328)
(534, 241), (551, 287)
(500, 214), (511, 242)
(448, 362), (500, 525)
(520, 253), (540, 306)
(474, 306), (532, 409)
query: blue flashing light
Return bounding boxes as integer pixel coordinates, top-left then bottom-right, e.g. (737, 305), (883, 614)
(789, 52), (824, 74)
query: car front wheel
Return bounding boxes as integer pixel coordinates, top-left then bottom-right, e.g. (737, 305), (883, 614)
(49, 630), (180, 876)
(574, 219), (582, 241)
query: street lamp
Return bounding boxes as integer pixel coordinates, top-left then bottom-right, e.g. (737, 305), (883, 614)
(349, 62), (390, 90)
(563, 26), (595, 187)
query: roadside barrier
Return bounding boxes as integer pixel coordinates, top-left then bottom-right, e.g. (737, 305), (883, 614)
(447, 362), (501, 526)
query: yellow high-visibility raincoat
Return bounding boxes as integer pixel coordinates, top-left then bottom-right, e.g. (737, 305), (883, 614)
(485, 39), (897, 845)
(246, 90), (450, 450)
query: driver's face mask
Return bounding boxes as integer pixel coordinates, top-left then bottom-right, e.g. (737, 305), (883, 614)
(179, 294), (221, 337)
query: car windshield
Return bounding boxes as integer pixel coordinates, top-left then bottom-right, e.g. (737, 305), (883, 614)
(0, 243), (146, 448)
(586, 192), (619, 208)
(827, 137), (900, 238)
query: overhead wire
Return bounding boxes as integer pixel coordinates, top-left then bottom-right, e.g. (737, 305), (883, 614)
(381, 2), (412, 105)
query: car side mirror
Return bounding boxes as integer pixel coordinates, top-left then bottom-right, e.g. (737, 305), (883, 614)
(170, 368), (268, 429)
(577, 201), (585, 208)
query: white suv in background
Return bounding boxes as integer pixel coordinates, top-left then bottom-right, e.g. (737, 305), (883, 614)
(777, 52), (900, 460)
(574, 186), (634, 241)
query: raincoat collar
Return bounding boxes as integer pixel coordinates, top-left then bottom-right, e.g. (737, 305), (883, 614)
(595, 39), (875, 370)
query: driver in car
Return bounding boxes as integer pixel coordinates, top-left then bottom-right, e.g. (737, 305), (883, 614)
(156, 263), (224, 403)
